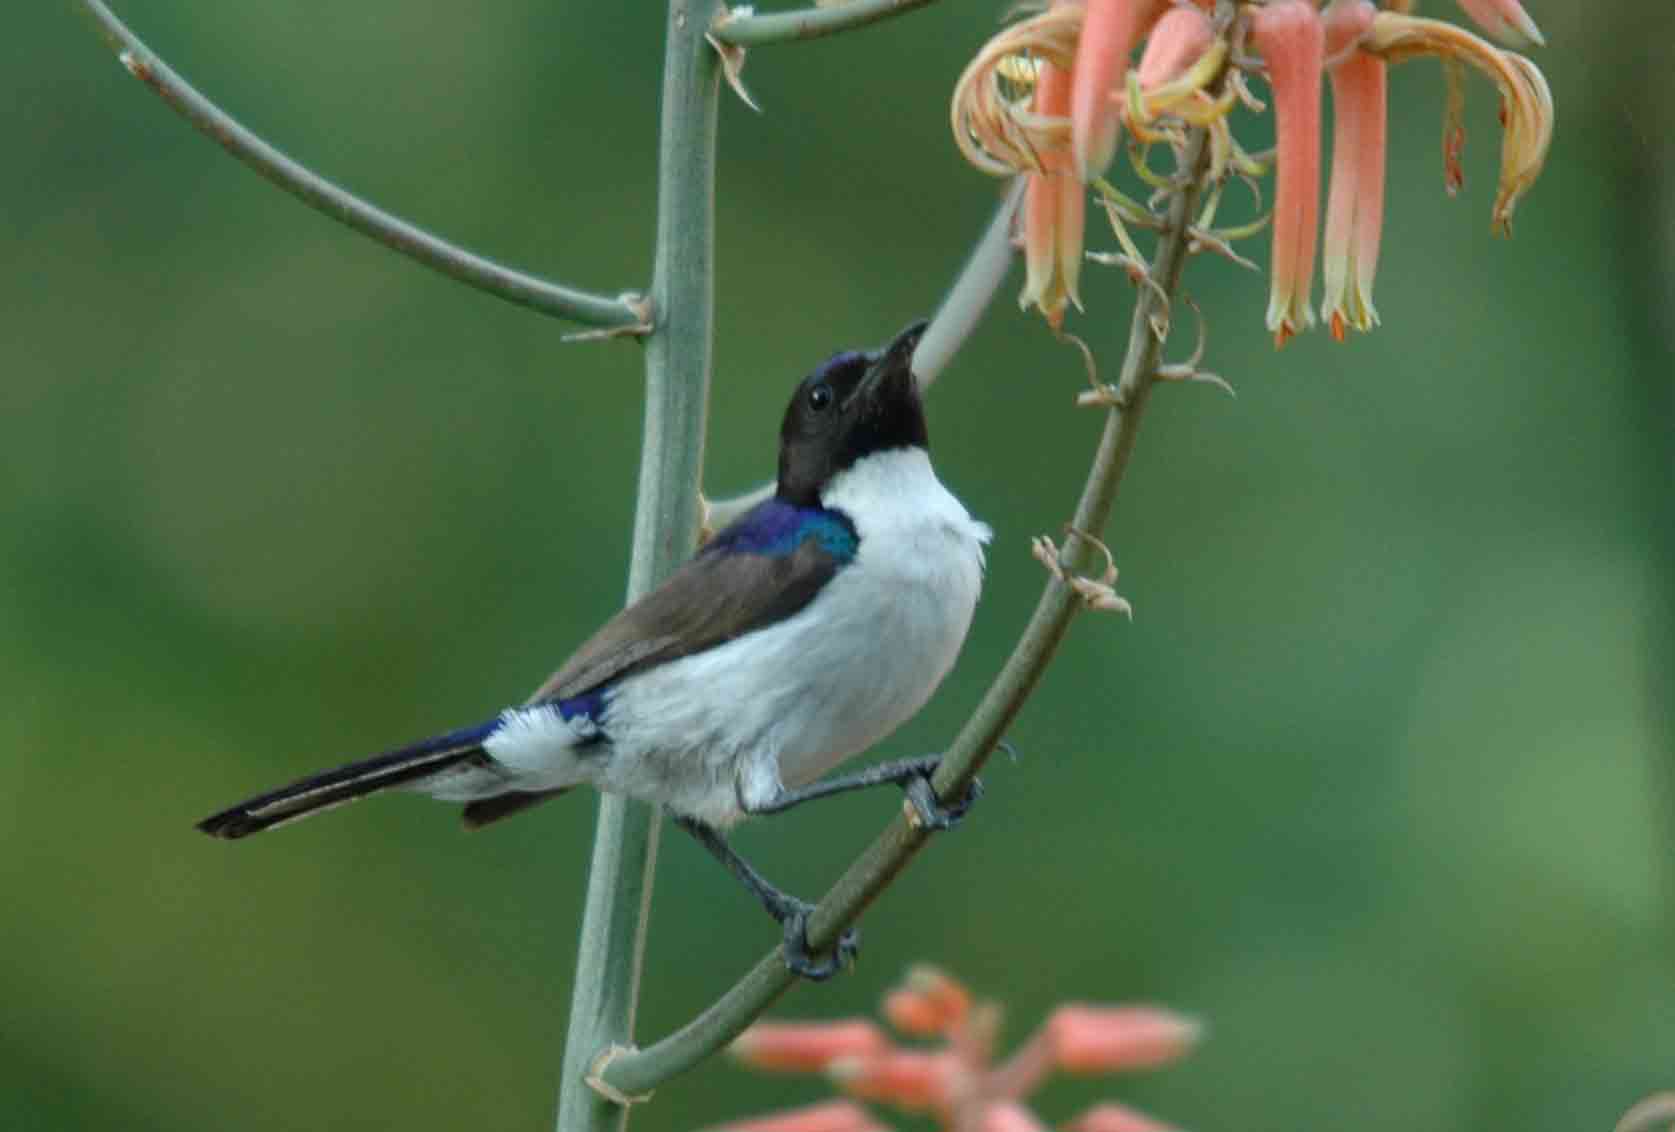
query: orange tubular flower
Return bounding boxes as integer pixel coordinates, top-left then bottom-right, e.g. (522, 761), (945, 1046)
(1020, 55), (1085, 328)
(827, 1049), (964, 1113)
(1321, 0), (1385, 339)
(1249, 0), (1326, 347)
(881, 964), (973, 1037)
(730, 1021), (894, 1073)
(719, 1100), (888, 1132)
(1044, 1005), (1204, 1074)
(1453, 0), (1545, 47)
(981, 1101), (1050, 1132)
(1070, 0), (1168, 182)
(1066, 1101), (1179, 1132)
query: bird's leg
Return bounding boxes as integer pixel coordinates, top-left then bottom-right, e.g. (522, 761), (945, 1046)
(673, 815), (859, 981)
(744, 751), (992, 831)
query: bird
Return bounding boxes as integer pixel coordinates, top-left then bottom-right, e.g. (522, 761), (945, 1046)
(197, 320), (992, 979)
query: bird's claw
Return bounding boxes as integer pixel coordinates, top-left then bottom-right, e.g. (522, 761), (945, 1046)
(779, 902), (860, 982)
(903, 772), (983, 831)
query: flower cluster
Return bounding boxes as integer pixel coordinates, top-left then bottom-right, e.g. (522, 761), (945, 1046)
(716, 966), (1201, 1132)
(952, 0), (1554, 346)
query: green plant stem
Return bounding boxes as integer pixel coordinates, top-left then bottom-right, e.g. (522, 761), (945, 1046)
(712, 0), (938, 46)
(72, 0), (644, 330)
(597, 125), (1216, 1099)
(552, 1), (722, 1128)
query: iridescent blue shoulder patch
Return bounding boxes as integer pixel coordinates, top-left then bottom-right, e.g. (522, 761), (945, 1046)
(706, 499), (859, 563)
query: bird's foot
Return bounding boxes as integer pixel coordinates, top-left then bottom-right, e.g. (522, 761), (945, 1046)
(901, 759), (983, 832)
(778, 899), (860, 982)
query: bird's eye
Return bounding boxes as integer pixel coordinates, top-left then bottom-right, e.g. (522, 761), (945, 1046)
(807, 383), (834, 412)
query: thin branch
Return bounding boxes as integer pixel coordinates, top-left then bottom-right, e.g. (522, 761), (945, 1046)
(595, 124), (1218, 1100)
(552, 0), (723, 1127)
(703, 177), (1023, 533)
(712, 0), (938, 47)
(73, 0), (646, 331)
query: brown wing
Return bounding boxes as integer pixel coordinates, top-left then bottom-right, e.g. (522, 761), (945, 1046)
(526, 537), (842, 705)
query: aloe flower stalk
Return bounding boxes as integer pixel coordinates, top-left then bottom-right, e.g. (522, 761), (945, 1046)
(1250, 0), (1325, 346)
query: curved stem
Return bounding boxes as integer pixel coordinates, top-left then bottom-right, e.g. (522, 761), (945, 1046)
(552, 1), (722, 1129)
(73, 0), (646, 331)
(597, 125), (1216, 1099)
(713, 0), (938, 47)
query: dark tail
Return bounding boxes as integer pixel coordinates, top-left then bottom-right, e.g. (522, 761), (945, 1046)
(197, 720), (500, 840)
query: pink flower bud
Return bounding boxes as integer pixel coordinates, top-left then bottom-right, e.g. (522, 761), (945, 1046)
(882, 965), (972, 1036)
(1045, 1005), (1203, 1074)
(717, 1100), (889, 1132)
(980, 1101), (1050, 1132)
(828, 1050), (963, 1113)
(1065, 1101), (1178, 1132)
(1135, 5), (1215, 90)
(731, 1021), (893, 1073)
(1070, 0), (1169, 181)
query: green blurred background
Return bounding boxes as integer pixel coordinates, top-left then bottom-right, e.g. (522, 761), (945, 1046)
(5, 3), (1672, 1129)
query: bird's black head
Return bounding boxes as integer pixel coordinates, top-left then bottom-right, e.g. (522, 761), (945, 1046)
(776, 321), (930, 507)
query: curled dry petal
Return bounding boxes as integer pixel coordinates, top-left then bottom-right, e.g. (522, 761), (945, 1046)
(731, 1021), (894, 1073)
(1453, 0), (1545, 47)
(1320, 0), (1385, 338)
(980, 1101), (1050, 1132)
(1363, 11), (1554, 233)
(1249, 0), (1326, 346)
(828, 1051), (963, 1113)
(951, 1), (1081, 177)
(1045, 1005), (1204, 1074)
(1065, 1101), (1179, 1132)
(717, 1100), (890, 1132)
(1071, 0), (1169, 181)
(882, 964), (973, 1037)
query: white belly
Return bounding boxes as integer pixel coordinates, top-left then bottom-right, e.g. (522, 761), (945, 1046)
(600, 449), (990, 827)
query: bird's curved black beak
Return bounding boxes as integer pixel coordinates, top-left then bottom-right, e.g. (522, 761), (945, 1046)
(846, 320), (928, 410)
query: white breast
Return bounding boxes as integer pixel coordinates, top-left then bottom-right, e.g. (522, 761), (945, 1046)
(600, 448), (991, 827)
